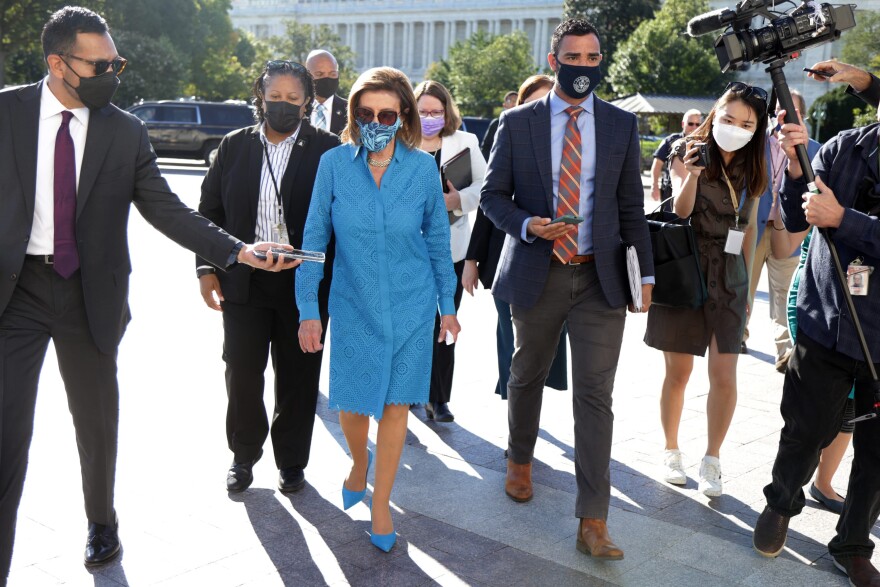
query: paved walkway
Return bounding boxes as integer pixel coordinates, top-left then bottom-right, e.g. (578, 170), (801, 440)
(7, 169), (873, 586)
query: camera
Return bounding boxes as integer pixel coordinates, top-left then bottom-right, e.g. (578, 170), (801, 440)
(687, 1), (856, 73)
(693, 142), (711, 169)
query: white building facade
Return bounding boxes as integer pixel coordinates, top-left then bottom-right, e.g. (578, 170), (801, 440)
(231, 0), (564, 82)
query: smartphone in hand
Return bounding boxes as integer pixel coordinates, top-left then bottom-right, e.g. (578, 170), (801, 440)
(549, 214), (585, 225)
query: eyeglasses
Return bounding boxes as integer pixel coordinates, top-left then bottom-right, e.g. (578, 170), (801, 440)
(418, 109), (445, 119)
(354, 107), (399, 126)
(686, 121), (701, 127)
(58, 53), (127, 76)
(725, 81), (769, 105)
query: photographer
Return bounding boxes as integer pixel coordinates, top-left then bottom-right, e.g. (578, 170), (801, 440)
(650, 109), (703, 210)
(645, 82), (766, 497)
(753, 62), (880, 586)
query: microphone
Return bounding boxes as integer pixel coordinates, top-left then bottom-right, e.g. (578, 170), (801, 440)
(687, 8), (737, 37)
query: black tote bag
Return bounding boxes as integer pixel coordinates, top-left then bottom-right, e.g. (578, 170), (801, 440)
(646, 209), (707, 309)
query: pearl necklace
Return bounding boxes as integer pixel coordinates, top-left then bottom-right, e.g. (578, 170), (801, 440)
(368, 155), (393, 167)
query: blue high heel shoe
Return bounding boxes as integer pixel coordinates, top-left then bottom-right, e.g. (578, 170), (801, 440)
(341, 448), (373, 511)
(369, 500), (397, 553)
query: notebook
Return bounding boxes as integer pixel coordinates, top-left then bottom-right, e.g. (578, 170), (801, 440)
(441, 148), (472, 224)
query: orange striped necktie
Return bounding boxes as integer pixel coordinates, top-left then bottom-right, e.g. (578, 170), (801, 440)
(553, 105), (584, 263)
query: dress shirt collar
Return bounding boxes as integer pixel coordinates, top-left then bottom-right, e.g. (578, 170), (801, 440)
(259, 120), (301, 147)
(40, 76), (90, 127)
(549, 88), (594, 117)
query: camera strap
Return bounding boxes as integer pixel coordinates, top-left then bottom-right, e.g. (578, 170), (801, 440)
(720, 165), (741, 227)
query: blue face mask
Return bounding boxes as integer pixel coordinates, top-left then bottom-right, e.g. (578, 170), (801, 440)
(356, 117), (402, 152)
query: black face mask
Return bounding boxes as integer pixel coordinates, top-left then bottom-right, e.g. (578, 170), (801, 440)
(62, 60), (119, 110)
(264, 100), (302, 134)
(554, 59), (601, 100)
(314, 77), (339, 99)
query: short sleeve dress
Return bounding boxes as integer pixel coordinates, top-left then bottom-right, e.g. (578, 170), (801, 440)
(644, 139), (752, 356)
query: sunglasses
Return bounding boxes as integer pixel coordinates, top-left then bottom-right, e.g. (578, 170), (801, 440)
(59, 53), (127, 76)
(686, 121), (701, 127)
(354, 107), (399, 126)
(266, 59), (308, 73)
(725, 81), (769, 108)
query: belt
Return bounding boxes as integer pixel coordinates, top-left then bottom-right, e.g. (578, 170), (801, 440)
(551, 254), (594, 265)
(25, 254), (54, 264)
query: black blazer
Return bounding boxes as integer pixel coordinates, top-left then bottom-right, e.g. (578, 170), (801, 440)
(328, 95), (348, 136)
(197, 121), (340, 313)
(465, 207), (506, 290)
(0, 81), (239, 354)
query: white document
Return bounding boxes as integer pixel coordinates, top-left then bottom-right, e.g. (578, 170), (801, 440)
(626, 245), (642, 311)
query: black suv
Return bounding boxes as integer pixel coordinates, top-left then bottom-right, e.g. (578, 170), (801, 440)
(127, 100), (255, 165)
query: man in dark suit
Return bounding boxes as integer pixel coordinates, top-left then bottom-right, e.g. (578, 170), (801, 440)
(481, 18), (654, 560)
(0, 7), (290, 578)
(195, 60), (340, 495)
(306, 49), (348, 135)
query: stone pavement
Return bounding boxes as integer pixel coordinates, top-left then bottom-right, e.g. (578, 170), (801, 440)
(7, 167), (873, 586)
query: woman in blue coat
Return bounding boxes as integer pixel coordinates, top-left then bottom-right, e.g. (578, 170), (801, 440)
(297, 67), (460, 552)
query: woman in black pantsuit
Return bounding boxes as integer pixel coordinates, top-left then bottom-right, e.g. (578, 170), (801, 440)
(196, 61), (340, 493)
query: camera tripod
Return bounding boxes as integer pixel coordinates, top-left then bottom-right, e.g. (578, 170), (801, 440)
(765, 58), (880, 423)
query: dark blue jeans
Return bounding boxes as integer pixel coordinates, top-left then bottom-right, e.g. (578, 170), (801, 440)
(764, 330), (880, 559)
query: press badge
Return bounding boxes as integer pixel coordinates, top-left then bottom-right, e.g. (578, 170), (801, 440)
(847, 260), (872, 296)
(724, 228), (745, 255)
(274, 222), (290, 245)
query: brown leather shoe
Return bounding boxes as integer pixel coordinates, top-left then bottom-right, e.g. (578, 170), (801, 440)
(833, 555), (880, 586)
(576, 518), (624, 560)
(504, 461), (533, 502)
(753, 505), (789, 557)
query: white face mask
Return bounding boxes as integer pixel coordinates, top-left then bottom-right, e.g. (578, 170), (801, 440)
(712, 122), (754, 153)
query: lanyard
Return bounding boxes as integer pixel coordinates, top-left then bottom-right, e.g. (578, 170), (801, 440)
(262, 142), (284, 219)
(720, 165), (741, 228)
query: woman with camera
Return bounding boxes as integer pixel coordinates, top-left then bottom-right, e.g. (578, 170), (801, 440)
(645, 82), (768, 497)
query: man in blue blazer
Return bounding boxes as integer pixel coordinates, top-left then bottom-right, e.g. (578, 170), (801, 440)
(481, 18), (654, 560)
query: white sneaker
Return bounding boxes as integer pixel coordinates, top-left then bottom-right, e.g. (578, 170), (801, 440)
(662, 449), (687, 485)
(699, 456), (722, 497)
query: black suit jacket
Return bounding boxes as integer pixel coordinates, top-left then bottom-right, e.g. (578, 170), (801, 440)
(197, 121), (339, 313)
(0, 81), (239, 354)
(465, 207), (506, 290)
(328, 95), (348, 136)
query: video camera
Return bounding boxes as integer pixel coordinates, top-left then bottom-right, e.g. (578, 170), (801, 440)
(687, 1), (856, 73)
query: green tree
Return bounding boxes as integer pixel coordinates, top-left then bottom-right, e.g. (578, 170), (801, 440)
(809, 86), (865, 143)
(112, 30), (186, 108)
(563, 0), (659, 78)
(840, 10), (880, 71)
(427, 30), (535, 118)
(268, 20), (357, 97)
(607, 0), (731, 97)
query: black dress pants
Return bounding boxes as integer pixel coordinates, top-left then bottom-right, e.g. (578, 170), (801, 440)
(764, 330), (880, 559)
(429, 260), (465, 405)
(221, 270), (325, 470)
(0, 259), (119, 578)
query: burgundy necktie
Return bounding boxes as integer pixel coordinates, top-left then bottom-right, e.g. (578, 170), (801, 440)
(54, 111), (79, 278)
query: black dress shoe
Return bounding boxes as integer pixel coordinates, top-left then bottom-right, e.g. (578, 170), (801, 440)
(833, 555), (880, 586)
(84, 519), (121, 567)
(753, 505), (790, 557)
(432, 402), (454, 422)
(227, 448), (263, 492)
(279, 466), (306, 493)
(810, 482), (846, 514)
(424, 402), (435, 420)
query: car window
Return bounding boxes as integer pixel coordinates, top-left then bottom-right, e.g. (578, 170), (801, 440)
(166, 106), (198, 123)
(130, 106), (159, 122)
(201, 105), (254, 127)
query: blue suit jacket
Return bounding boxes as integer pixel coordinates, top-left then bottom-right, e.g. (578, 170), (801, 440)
(480, 92), (654, 309)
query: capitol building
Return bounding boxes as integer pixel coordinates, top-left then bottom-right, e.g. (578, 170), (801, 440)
(231, 0), (564, 80)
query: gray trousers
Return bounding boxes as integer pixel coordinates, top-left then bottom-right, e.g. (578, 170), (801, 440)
(508, 262), (625, 520)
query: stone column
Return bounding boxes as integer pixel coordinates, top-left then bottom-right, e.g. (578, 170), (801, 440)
(383, 22), (392, 67)
(404, 21), (415, 72)
(366, 22), (375, 69)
